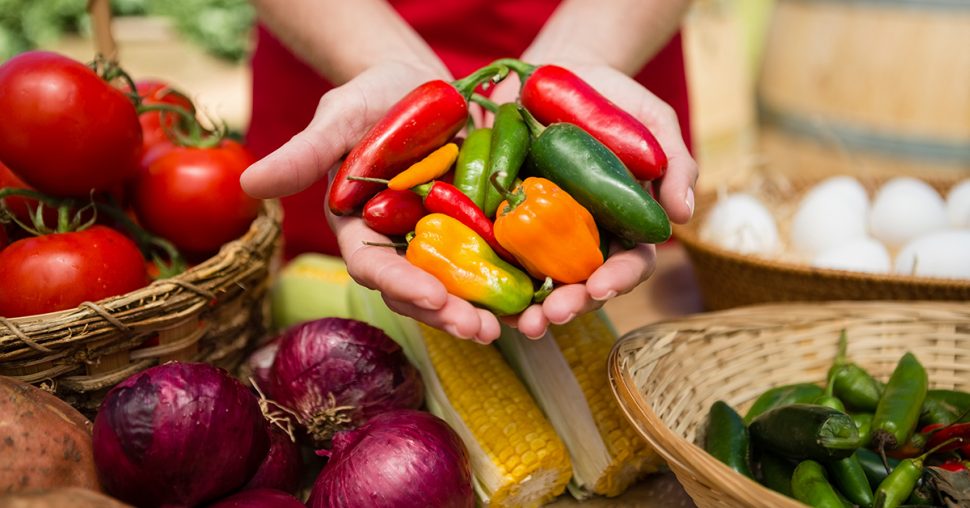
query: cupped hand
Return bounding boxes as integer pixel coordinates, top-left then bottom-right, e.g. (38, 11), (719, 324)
(486, 62), (698, 333)
(240, 61), (506, 344)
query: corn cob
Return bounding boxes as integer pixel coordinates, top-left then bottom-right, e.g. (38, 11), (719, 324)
(399, 318), (572, 507)
(497, 310), (661, 498)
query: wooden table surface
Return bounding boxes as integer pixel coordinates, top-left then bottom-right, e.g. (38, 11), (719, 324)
(547, 243), (704, 507)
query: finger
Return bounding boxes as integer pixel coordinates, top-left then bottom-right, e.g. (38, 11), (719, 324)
(331, 213), (448, 311)
(542, 284), (603, 325)
(384, 295), (489, 342)
(586, 242), (657, 301)
(515, 304), (550, 339)
(473, 308), (502, 344)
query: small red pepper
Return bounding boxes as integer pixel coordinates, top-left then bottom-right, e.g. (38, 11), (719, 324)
(361, 189), (427, 236)
(938, 459), (970, 472)
(348, 176), (513, 263)
(328, 64), (509, 216)
(924, 422), (970, 455)
(496, 58), (667, 181)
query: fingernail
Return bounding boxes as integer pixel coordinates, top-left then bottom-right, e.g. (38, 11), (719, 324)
(551, 313), (575, 325)
(443, 324), (468, 339)
(592, 290), (617, 302)
(685, 187), (695, 219)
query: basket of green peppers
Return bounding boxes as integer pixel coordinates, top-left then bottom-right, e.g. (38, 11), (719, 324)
(607, 300), (970, 508)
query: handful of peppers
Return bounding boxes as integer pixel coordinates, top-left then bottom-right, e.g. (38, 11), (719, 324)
(328, 59), (672, 317)
(704, 332), (970, 508)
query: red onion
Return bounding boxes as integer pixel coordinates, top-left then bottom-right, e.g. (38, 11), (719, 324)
(240, 337), (280, 397)
(307, 409), (473, 508)
(208, 488), (306, 508)
(92, 362), (269, 507)
(269, 318), (423, 447)
(243, 424), (303, 494)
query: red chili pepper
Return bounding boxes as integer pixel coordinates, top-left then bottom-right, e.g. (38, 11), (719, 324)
(938, 459), (969, 472)
(362, 189), (427, 236)
(413, 180), (514, 263)
(328, 64), (510, 216)
(496, 58), (667, 182)
(924, 422), (970, 455)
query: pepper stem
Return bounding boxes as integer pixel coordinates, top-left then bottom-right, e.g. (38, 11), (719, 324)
(470, 93), (499, 114)
(533, 277), (554, 304)
(452, 62), (511, 99)
(518, 106), (546, 138)
(346, 176), (390, 185)
(362, 240), (408, 249)
(489, 58), (537, 80)
(489, 172), (523, 213)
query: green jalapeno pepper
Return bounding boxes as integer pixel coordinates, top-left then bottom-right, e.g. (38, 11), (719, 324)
(813, 390), (875, 507)
(704, 401), (753, 478)
(922, 389), (970, 425)
(872, 352), (928, 452)
(753, 450), (797, 497)
(521, 108), (671, 244)
(749, 404), (861, 461)
(792, 460), (847, 508)
(744, 383), (825, 424)
(856, 447), (900, 489)
(872, 438), (957, 508)
(483, 103), (529, 217)
(852, 412), (874, 445)
(828, 330), (884, 412)
(454, 127), (492, 209)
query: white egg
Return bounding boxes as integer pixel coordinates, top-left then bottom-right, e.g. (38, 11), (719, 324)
(894, 230), (970, 279)
(812, 237), (891, 274)
(802, 176), (870, 215)
(869, 177), (947, 248)
(946, 179), (970, 228)
(789, 193), (868, 257)
(699, 193), (781, 255)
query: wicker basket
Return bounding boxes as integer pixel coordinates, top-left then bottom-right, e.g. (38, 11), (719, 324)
(608, 300), (970, 508)
(0, 200), (282, 416)
(676, 173), (970, 310)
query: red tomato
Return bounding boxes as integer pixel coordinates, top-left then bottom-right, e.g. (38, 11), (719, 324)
(131, 79), (195, 150)
(0, 226), (148, 317)
(133, 140), (262, 256)
(0, 225), (7, 250)
(0, 159), (37, 222)
(0, 51), (142, 197)
(362, 189), (427, 236)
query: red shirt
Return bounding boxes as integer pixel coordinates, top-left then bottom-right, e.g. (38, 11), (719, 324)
(247, 0), (691, 258)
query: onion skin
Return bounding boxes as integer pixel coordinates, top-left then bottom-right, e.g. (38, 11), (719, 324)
(242, 425), (303, 494)
(308, 409), (473, 508)
(208, 488), (306, 508)
(269, 318), (424, 447)
(92, 362), (269, 508)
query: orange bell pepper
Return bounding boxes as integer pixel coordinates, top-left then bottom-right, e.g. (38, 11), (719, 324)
(493, 177), (604, 284)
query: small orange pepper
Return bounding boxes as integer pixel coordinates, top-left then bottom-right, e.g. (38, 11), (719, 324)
(388, 143), (459, 190)
(493, 177), (604, 284)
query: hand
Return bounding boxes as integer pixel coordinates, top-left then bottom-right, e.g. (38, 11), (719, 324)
(241, 61), (506, 344)
(487, 62), (698, 331)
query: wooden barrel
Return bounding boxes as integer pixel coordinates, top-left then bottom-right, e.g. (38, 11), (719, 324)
(756, 0), (970, 179)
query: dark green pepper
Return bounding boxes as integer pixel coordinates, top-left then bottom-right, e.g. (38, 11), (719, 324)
(752, 450), (797, 497)
(704, 401), (753, 478)
(483, 103), (529, 217)
(744, 383), (825, 424)
(521, 109), (671, 244)
(813, 391), (875, 507)
(828, 330), (884, 412)
(872, 353), (928, 452)
(749, 404), (861, 461)
(852, 412), (874, 445)
(454, 127), (492, 209)
(856, 447), (900, 489)
(791, 460), (847, 508)
(922, 389), (970, 425)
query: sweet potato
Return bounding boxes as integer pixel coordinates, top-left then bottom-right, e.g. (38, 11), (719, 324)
(0, 376), (100, 495)
(0, 487), (131, 507)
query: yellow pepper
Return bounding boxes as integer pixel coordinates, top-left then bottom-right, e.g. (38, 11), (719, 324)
(494, 177), (604, 284)
(388, 143), (459, 190)
(406, 213), (535, 316)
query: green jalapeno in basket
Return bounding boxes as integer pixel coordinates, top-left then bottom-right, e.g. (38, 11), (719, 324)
(856, 447), (900, 490)
(812, 389), (875, 507)
(828, 330), (884, 412)
(752, 450), (797, 497)
(852, 412), (874, 446)
(791, 460), (847, 508)
(704, 400), (753, 478)
(750, 404), (861, 461)
(921, 389), (970, 426)
(744, 383), (825, 424)
(872, 352), (928, 452)
(872, 438), (958, 508)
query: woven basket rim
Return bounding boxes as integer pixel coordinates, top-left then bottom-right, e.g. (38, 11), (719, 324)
(0, 199), (283, 359)
(608, 299), (970, 508)
(675, 172), (970, 290)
